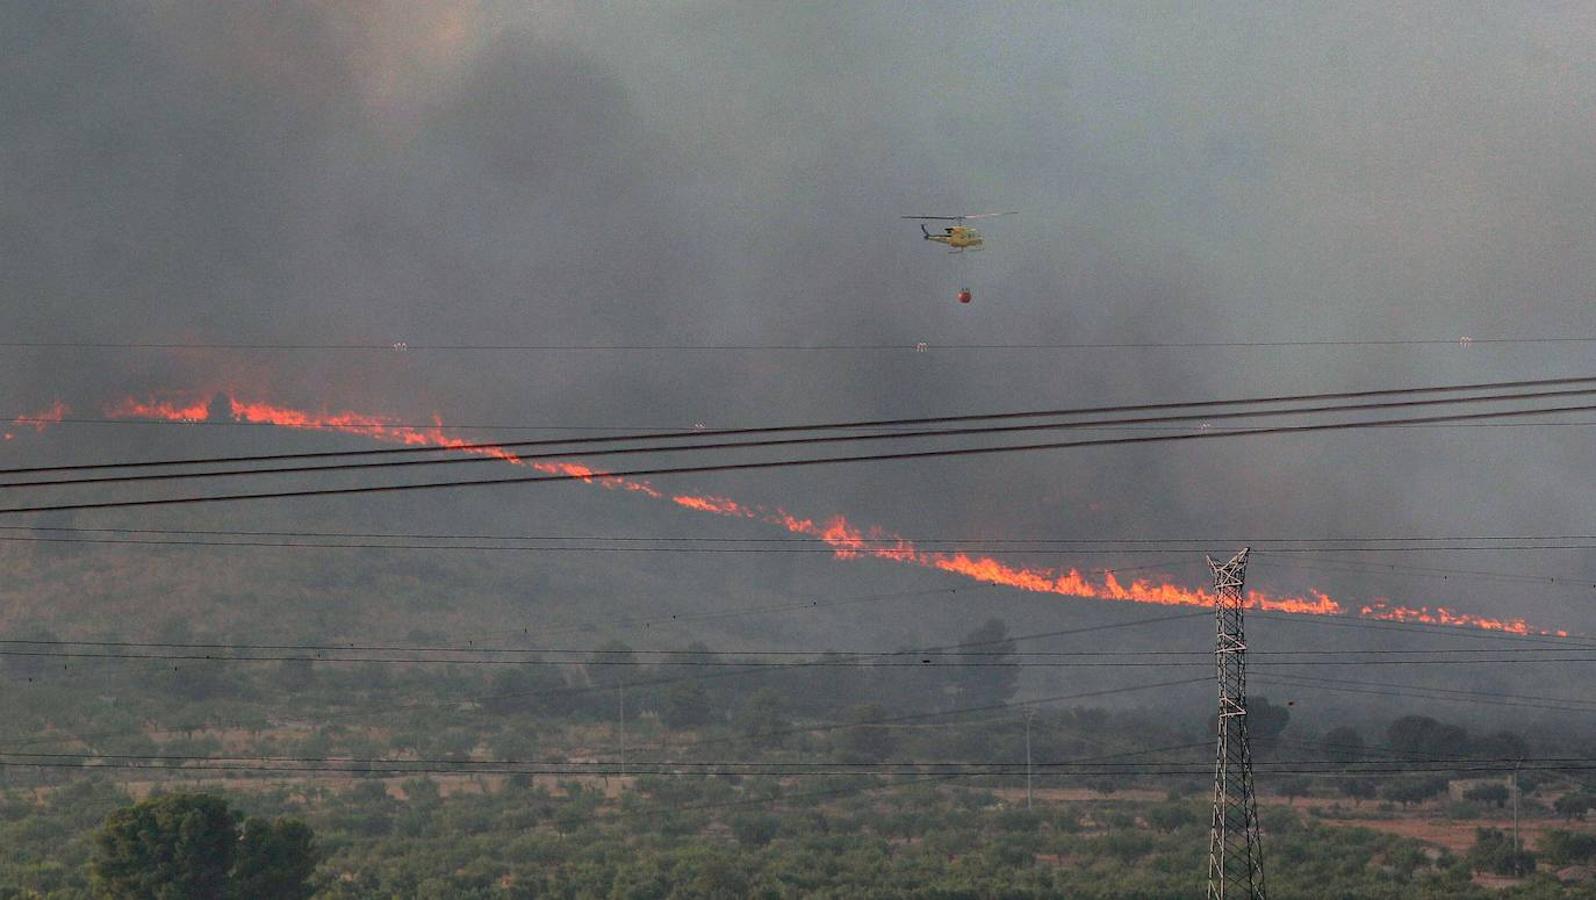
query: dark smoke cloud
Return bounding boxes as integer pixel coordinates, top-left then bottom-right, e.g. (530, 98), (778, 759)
(4, 2), (1596, 681)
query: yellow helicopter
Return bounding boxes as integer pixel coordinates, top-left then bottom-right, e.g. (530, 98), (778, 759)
(902, 211), (1017, 303)
(902, 211), (1018, 252)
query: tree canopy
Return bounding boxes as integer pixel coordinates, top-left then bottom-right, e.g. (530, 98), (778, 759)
(90, 793), (316, 900)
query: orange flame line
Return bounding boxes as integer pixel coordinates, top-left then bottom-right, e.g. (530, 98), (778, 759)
(12, 400), (69, 432)
(5, 400), (70, 441)
(104, 389), (1564, 636)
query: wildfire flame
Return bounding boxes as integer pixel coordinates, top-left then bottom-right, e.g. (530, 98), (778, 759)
(102, 389), (1564, 636)
(5, 400), (69, 441)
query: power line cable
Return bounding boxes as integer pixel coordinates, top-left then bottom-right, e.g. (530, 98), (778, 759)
(10, 647), (1596, 667)
(0, 585), (965, 752)
(6, 636), (1592, 660)
(0, 612), (1212, 752)
(6, 758), (1592, 780)
(5, 337), (1596, 351)
(1253, 554), (1596, 590)
(23, 416), (1596, 432)
(1255, 674), (1596, 714)
(10, 746), (1589, 771)
(11, 374), (1594, 475)
(635, 678), (1211, 756)
(4, 533), (1596, 565)
(10, 400), (1596, 516)
(16, 384), (1596, 491)
(15, 523), (1596, 544)
(0, 674), (1200, 760)
(1250, 611), (1596, 649)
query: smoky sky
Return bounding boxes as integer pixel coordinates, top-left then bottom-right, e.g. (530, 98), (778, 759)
(5, 0), (1596, 686)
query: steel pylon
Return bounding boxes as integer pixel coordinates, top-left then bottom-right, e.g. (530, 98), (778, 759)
(1207, 547), (1266, 899)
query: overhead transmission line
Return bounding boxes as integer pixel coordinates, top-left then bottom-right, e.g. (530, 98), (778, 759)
(13, 383), (1596, 491)
(0, 678), (1205, 762)
(1254, 674), (1596, 714)
(8, 750), (1587, 774)
(3, 716), (1583, 777)
(9, 398), (1596, 516)
(1248, 611), (1594, 648)
(7, 650), (1596, 668)
(5, 756), (1593, 781)
(14, 663), (1594, 770)
(1253, 554), (1596, 592)
(10, 616), (1583, 758)
(4, 336), (1595, 351)
(10, 535), (1588, 595)
(3, 525), (1593, 590)
(7, 637), (1596, 660)
(9, 373), (1594, 476)
(29, 416), (1596, 432)
(4, 533), (1596, 569)
(14, 523), (1596, 545)
(6, 715), (1590, 783)
(0, 612), (1214, 753)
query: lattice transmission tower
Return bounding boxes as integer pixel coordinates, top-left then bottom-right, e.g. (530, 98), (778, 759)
(1207, 547), (1267, 899)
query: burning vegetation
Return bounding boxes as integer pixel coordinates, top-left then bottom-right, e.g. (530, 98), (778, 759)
(80, 387), (1567, 637)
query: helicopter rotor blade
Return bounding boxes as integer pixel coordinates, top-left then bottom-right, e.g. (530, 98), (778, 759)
(900, 211), (1017, 223)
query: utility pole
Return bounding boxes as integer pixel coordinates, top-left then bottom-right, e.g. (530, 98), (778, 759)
(1025, 707), (1036, 810)
(1512, 761), (1521, 875)
(1207, 547), (1267, 900)
(618, 679), (627, 780)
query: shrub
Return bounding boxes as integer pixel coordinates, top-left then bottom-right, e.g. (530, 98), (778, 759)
(1541, 829), (1596, 865)
(730, 812), (781, 847)
(1555, 792), (1596, 821)
(1466, 827), (1535, 877)
(1462, 782), (1510, 808)
(1380, 776), (1447, 807)
(1144, 803), (1198, 833)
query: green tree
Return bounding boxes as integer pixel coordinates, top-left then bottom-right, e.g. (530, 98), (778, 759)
(1274, 775), (1313, 805)
(585, 640), (639, 721)
(90, 793), (317, 899)
(660, 679), (714, 729)
(482, 667), (538, 716)
(836, 703), (896, 763)
(1207, 697), (1289, 751)
(1381, 776), (1448, 808)
(481, 659), (574, 717)
(680, 853), (749, 899)
(91, 793), (235, 899)
(1463, 782), (1510, 809)
(736, 688), (789, 748)
(729, 812), (781, 847)
(2, 623), (60, 681)
(1541, 829), (1596, 865)
(1387, 715), (1469, 758)
(1471, 729), (1528, 760)
(793, 652), (863, 717)
(1144, 803), (1197, 832)
(232, 817), (317, 900)
(1555, 791), (1596, 821)
(168, 663), (232, 703)
(1247, 697), (1291, 745)
(1467, 826), (1535, 876)
(1338, 778), (1377, 805)
(273, 658), (315, 693)
(1321, 725), (1364, 763)
(944, 618), (1020, 709)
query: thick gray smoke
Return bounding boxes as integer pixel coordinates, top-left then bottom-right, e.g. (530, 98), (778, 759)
(4, 3), (1595, 719)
